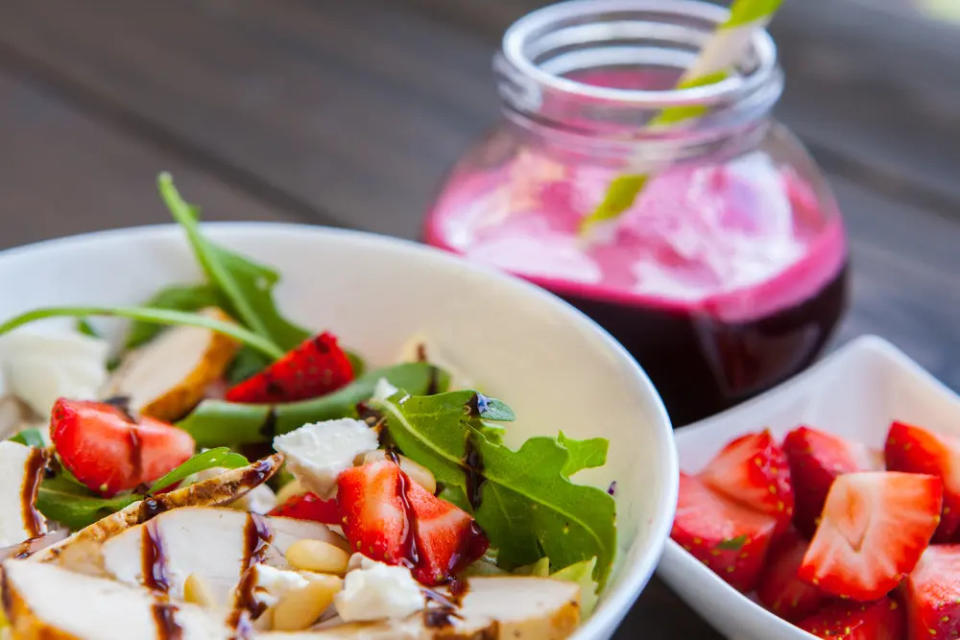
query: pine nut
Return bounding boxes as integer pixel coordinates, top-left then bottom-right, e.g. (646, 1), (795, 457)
(286, 539), (351, 574)
(271, 574), (342, 631)
(362, 450), (436, 494)
(183, 573), (216, 608)
(275, 478), (306, 506)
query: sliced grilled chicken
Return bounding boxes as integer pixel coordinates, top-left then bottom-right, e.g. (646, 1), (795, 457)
(103, 307), (238, 422)
(30, 454), (284, 565)
(101, 507), (346, 605)
(1, 559), (231, 639)
(0, 441), (47, 547)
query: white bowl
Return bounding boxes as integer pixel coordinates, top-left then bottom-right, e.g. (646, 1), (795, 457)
(0, 223), (677, 639)
(658, 335), (960, 640)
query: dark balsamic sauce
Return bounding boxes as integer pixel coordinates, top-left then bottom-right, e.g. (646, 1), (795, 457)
(104, 395), (137, 422)
(227, 513), (274, 629)
(141, 520), (169, 593)
(21, 448), (47, 538)
(426, 365), (440, 395)
(138, 497), (169, 523)
(462, 437), (485, 511)
(259, 407), (278, 441)
(151, 602), (183, 640)
(395, 463), (421, 571)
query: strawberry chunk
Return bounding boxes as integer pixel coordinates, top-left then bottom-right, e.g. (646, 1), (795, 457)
(672, 473), (778, 592)
(337, 460), (409, 564)
(756, 528), (826, 621)
(51, 398), (195, 496)
(269, 492), (340, 525)
(700, 430), (794, 534)
(404, 474), (489, 585)
(903, 544), (960, 640)
(226, 332), (353, 403)
(337, 460), (489, 585)
(885, 421), (960, 542)
(798, 598), (905, 640)
(798, 471), (942, 601)
(783, 426), (881, 537)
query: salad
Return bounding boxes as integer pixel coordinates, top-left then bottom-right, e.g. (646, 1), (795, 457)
(675, 420), (960, 640)
(0, 174), (617, 639)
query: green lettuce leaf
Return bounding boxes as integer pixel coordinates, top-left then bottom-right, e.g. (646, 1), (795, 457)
(551, 557), (600, 616)
(374, 391), (616, 585)
(126, 283), (224, 348)
(148, 447), (248, 493)
(36, 475), (137, 530)
(9, 428), (45, 448)
(157, 173), (309, 352)
(558, 431), (608, 476)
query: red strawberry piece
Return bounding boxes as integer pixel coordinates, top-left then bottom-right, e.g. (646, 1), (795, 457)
(672, 473), (778, 592)
(337, 460), (489, 585)
(756, 528), (826, 621)
(798, 598), (905, 640)
(700, 430), (794, 534)
(903, 544), (960, 640)
(783, 426), (881, 537)
(269, 491), (340, 525)
(403, 473), (489, 585)
(798, 471), (942, 601)
(226, 332), (353, 403)
(885, 421), (960, 542)
(51, 398), (195, 496)
(337, 460), (409, 564)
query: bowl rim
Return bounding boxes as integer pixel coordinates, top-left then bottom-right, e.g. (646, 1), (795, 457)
(0, 221), (679, 639)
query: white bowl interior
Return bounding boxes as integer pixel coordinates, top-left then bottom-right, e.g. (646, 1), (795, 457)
(659, 336), (960, 640)
(0, 223), (677, 639)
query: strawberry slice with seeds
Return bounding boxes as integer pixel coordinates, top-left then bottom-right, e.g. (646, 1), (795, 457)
(885, 421), (960, 542)
(903, 544), (960, 640)
(672, 473), (778, 592)
(226, 332), (353, 403)
(798, 598), (905, 640)
(269, 491), (340, 525)
(337, 460), (489, 585)
(51, 398), (195, 496)
(700, 430), (794, 534)
(783, 426), (881, 537)
(756, 528), (826, 621)
(404, 474), (489, 585)
(798, 471), (942, 601)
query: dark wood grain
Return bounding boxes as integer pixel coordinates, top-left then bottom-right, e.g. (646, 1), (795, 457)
(0, 1), (956, 638)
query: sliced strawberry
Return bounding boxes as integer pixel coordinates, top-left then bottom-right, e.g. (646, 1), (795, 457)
(756, 528), (826, 621)
(798, 598), (905, 640)
(903, 544), (960, 640)
(404, 474), (489, 585)
(885, 421), (960, 542)
(337, 460), (488, 585)
(337, 460), (408, 563)
(784, 426), (881, 537)
(51, 398), (195, 496)
(226, 332), (353, 403)
(672, 473), (778, 592)
(269, 492), (340, 525)
(700, 430), (794, 534)
(798, 471), (942, 600)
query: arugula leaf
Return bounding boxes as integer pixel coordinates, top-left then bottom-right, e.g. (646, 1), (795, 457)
(9, 428), (45, 448)
(178, 362), (449, 447)
(225, 346), (272, 384)
(0, 305), (284, 359)
(157, 173), (309, 351)
(148, 447), (248, 493)
(75, 318), (100, 338)
(557, 431), (609, 476)
(126, 283), (224, 348)
(551, 557), (600, 616)
(36, 475), (137, 530)
(374, 391), (617, 584)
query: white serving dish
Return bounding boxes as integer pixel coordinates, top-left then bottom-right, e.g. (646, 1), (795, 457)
(658, 335), (960, 640)
(0, 223), (678, 639)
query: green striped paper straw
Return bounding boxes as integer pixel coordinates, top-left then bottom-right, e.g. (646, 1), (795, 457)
(578, 0), (784, 234)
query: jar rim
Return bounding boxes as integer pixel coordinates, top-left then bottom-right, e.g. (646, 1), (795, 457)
(499, 0), (780, 110)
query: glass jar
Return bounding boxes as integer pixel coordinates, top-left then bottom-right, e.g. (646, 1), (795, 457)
(424, 0), (848, 425)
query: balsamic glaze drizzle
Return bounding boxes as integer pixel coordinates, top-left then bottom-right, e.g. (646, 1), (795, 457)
(227, 513), (274, 630)
(21, 448), (47, 538)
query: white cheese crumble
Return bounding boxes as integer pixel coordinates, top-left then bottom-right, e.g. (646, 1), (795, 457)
(334, 555), (424, 622)
(371, 377), (399, 403)
(273, 419), (378, 498)
(0, 330), (109, 418)
(246, 564), (309, 610)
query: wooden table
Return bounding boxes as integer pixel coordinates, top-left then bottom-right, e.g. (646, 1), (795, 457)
(0, 1), (957, 637)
